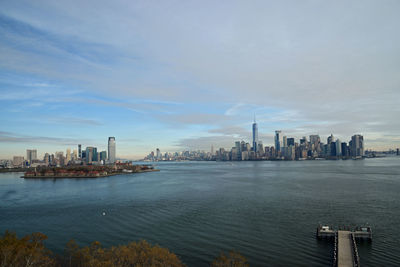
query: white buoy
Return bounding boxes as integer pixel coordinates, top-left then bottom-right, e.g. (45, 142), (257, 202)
(102, 211), (106, 216)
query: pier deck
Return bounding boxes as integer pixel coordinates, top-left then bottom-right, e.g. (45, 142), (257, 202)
(317, 225), (369, 267)
(337, 231), (354, 267)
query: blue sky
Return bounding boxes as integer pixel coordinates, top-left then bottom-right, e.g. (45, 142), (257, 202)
(1, 0), (400, 159)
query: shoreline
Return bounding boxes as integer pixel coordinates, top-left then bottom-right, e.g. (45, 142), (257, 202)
(21, 168), (159, 179)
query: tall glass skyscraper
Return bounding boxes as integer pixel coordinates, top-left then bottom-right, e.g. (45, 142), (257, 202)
(108, 137), (116, 163)
(252, 120), (258, 152)
(275, 130), (281, 155)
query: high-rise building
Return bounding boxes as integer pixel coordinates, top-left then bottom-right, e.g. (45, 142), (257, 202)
(341, 142), (349, 157)
(73, 149), (78, 160)
(310, 135), (320, 145)
(275, 130), (281, 154)
(283, 136), (287, 148)
(397, 148), (399, 156)
(85, 147), (97, 164)
(100, 151), (107, 161)
(252, 119), (258, 152)
(66, 148), (71, 163)
(78, 144), (82, 158)
(108, 137), (116, 163)
(156, 148), (161, 160)
(327, 134), (334, 144)
(350, 134), (364, 157)
(235, 141), (241, 160)
(44, 153), (50, 165)
(26, 149), (37, 164)
(335, 139), (341, 157)
(287, 138), (295, 147)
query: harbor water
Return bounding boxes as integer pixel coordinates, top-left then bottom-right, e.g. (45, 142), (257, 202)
(1, 158), (399, 266)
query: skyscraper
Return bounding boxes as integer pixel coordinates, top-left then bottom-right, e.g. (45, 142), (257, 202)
(108, 137), (116, 163)
(66, 148), (71, 163)
(287, 138), (295, 147)
(274, 131), (281, 154)
(350, 134), (364, 157)
(252, 119), (258, 152)
(26, 149), (37, 164)
(78, 144), (82, 158)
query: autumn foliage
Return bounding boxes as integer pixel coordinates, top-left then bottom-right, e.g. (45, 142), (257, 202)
(0, 231), (55, 267)
(1, 231), (249, 267)
(211, 251), (249, 267)
(62, 239), (185, 267)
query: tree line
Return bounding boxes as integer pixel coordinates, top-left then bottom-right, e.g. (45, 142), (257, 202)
(0, 231), (249, 267)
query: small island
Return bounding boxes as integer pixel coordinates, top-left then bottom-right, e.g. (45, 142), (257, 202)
(22, 163), (158, 178)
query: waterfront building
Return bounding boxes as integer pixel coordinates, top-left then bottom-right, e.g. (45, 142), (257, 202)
(341, 142), (349, 157)
(66, 148), (71, 163)
(283, 136), (287, 148)
(275, 131), (281, 155)
(330, 142), (336, 157)
(235, 141), (241, 160)
(252, 120), (258, 152)
(287, 138), (295, 147)
(85, 147), (97, 164)
(156, 148), (161, 160)
(44, 153), (50, 165)
(13, 156), (24, 167)
(73, 149), (78, 160)
(335, 139), (341, 157)
(78, 144), (82, 158)
(327, 134), (334, 144)
(26, 149), (37, 164)
(100, 151), (107, 161)
(350, 134), (364, 157)
(108, 137), (116, 163)
(310, 135), (320, 146)
(397, 148), (399, 156)
(257, 142), (264, 156)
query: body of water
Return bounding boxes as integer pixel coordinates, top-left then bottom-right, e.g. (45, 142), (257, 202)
(1, 158), (399, 266)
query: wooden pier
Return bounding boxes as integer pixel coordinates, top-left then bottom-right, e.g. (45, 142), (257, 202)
(317, 225), (371, 267)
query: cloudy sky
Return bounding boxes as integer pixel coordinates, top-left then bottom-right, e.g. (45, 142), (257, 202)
(1, 0), (399, 159)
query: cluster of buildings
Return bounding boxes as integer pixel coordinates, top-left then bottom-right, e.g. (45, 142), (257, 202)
(7, 137), (116, 168)
(144, 120), (375, 162)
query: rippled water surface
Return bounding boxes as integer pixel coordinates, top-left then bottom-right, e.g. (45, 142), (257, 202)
(1, 158), (400, 266)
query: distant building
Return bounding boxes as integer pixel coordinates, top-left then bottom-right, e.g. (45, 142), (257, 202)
(235, 141), (241, 160)
(283, 136), (287, 148)
(341, 142), (349, 157)
(350, 134), (364, 157)
(100, 151), (107, 161)
(108, 137), (116, 163)
(85, 147), (97, 164)
(66, 148), (71, 163)
(335, 139), (341, 157)
(26, 149), (37, 164)
(287, 138), (295, 147)
(78, 144), (82, 158)
(13, 156), (24, 167)
(252, 120), (258, 152)
(397, 148), (399, 156)
(275, 130), (281, 155)
(327, 134), (334, 144)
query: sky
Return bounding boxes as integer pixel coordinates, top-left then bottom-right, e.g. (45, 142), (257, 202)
(1, 0), (399, 159)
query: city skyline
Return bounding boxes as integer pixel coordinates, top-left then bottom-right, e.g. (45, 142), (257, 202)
(1, 1), (400, 159)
